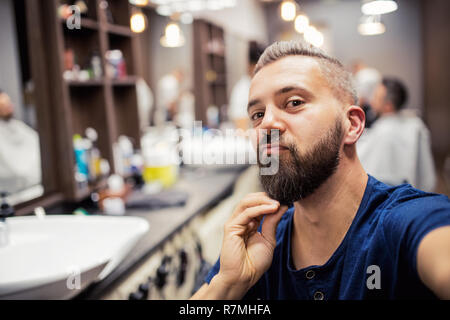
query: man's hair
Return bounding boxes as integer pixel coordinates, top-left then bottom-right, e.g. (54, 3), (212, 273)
(0, 88), (3, 94)
(382, 77), (408, 111)
(254, 40), (357, 105)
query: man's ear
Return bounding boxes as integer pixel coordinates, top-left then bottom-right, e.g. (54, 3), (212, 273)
(343, 105), (365, 145)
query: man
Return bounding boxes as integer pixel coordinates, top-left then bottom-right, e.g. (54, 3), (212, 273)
(228, 41), (264, 130)
(191, 41), (450, 299)
(0, 89), (41, 194)
(155, 68), (185, 125)
(351, 60), (381, 128)
(357, 78), (436, 192)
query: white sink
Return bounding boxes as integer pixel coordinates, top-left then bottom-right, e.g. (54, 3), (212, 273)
(0, 215), (149, 299)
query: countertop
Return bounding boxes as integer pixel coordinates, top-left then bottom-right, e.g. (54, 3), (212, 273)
(75, 166), (247, 299)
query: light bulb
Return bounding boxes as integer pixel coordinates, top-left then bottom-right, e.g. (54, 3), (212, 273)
(361, 0), (398, 15)
(130, 12), (146, 33)
(295, 14), (309, 34)
(156, 5), (172, 16)
(358, 22), (386, 35)
(358, 15), (386, 35)
(128, 0), (149, 6)
(280, 1), (296, 21)
(304, 26), (324, 47)
(160, 22), (185, 47)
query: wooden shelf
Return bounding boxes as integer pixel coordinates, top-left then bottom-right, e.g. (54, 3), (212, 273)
(61, 17), (99, 31)
(66, 79), (105, 87)
(110, 75), (137, 86)
(106, 23), (133, 37)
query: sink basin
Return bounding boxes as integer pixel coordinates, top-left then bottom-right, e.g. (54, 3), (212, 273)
(0, 215), (149, 299)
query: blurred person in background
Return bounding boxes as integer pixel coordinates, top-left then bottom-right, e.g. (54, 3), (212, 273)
(228, 41), (264, 130)
(136, 77), (154, 131)
(351, 60), (381, 128)
(357, 77), (436, 192)
(0, 88), (41, 193)
(155, 68), (185, 125)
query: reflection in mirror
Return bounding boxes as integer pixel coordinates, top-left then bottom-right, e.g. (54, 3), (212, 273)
(0, 0), (43, 205)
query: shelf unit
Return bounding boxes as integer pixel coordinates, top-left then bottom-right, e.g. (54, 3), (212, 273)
(193, 19), (228, 126)
(52, 0), (142, 201)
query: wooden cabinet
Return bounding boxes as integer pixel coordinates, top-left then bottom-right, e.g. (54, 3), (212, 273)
(50, 0), (142, 201)
(193, 19), (228, 126)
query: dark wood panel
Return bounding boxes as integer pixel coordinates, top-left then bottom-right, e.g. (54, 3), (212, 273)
(193, 19), (228, 126)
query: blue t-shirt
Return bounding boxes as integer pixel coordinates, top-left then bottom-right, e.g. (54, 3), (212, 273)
(205, 175), (450, 299)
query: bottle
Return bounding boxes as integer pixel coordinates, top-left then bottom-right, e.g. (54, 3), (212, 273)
(118, 135), (134, 177)
(73, 134), (89, 179)
(91, 52), (102, 79)
(102, 174), (126, 216)
(85, 127), (101, 181)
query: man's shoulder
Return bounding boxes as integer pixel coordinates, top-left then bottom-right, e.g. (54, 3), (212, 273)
(385, 184), (449, 210)
(376, 181), (450, 227)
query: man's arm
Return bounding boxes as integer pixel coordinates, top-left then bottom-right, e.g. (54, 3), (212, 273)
(190, 275), (251, 300)
(417, 225), (450, 299)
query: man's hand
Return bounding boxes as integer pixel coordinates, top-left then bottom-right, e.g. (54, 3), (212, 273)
(191, 192), (288, 299)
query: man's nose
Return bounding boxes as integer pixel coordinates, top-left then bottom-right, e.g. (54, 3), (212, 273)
(259, 105), (286, 133)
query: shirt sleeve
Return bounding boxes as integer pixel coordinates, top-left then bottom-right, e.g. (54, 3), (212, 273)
(383, 192), (450, 276)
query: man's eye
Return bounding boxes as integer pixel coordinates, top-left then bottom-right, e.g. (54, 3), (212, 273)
(251, 112), (264, 121)
(286, 99), (304, 108)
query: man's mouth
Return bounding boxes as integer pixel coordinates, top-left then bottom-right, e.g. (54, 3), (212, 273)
(260, 143), (289, 155)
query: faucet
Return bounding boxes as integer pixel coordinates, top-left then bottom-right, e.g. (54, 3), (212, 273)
(0, 192), (14, 247)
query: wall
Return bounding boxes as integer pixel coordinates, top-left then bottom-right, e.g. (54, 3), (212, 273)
(423, 0), (450, 158)
(148, 10), (194, 93)
(194, 0), (268, 98)
(264, 0), (423, 112)
(0, 0), (24, 120)
(193, 0), (268, 44)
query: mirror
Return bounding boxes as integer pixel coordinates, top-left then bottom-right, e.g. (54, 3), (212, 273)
(0, 0), (43, 205)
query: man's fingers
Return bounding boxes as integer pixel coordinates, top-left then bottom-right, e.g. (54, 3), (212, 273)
(231, 193), (279, 219)
(229, 203), (280, 228)
(261, 205), (289, 247)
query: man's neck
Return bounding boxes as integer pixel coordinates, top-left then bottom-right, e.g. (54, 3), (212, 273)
(291, 157), (368, 269)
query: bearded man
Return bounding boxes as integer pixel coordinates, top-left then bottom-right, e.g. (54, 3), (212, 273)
(191, 41), (450, 300)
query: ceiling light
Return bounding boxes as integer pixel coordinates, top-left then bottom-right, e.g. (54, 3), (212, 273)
(129, 0), (149, 6)
(130, 11), (147, 33)
(186, 0), (206, 12)
(295, 14), (309, 34)
(223, 0), (237, 7)
(180, 12), (193, 24)
(206, 0), (224, 11)
(358, 15), (386, 35)
(304, 26), (324, 47)
(160, 22), (185, 47)
(280, 0), (296, 21)
(361, 0), (398, 15)
(156, 5), (172, 16)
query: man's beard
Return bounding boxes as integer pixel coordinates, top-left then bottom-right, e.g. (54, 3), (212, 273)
(258, 119), (343, 205)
